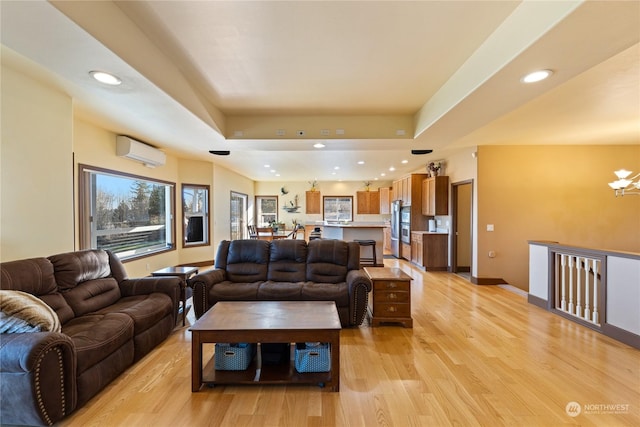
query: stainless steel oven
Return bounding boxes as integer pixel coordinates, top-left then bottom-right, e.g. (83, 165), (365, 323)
(400, 223), (411, 244)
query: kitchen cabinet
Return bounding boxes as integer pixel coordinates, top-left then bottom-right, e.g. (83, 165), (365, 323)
(379, 187), (391, 215)
(410, 232), (448, 271)
(392, 180), (400, 201)
(356, 190), (380, 214)
(383, 225), (391, 255)
(391, 173), (429, 233)
(306, 191), (321, 214)
(421, 176), (449, 216)
(401, 242), (411, 261)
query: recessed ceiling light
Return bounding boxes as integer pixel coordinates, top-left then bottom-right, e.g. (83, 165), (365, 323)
(357, 161), (365, 165)
(270, 169), (276, 173)
(314, 143), (325, 148)
(389, 167), (395, 171)
(380, 173), (386, 177)
(89, 70), (122, 85)
(334, 166), (340, 170)
(264, 164), (270, 168)
(275, 173), (280, 177)
(521, 69), (553, 83)
(401, 160), (408, 164)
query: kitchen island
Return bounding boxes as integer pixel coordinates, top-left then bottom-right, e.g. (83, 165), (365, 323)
(322, 223), (385, 266)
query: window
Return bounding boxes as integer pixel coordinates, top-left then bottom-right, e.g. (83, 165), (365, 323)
(79, 164), (175, 260)
(230, 191), (248, 240)
(182, 184), (209, 247)
(323, 196), (353, 222)
(255, 195), (278, 226)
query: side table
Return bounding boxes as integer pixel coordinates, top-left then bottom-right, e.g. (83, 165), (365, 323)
(151, 266), (199, 326)
(363, 267), (413, 328)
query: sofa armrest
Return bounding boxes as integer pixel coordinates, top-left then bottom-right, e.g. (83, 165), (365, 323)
(119, 277), (183, 324)
(187, 269), (226, 319)
(0, 332), (76, 426)
(346, 269), (373, 326)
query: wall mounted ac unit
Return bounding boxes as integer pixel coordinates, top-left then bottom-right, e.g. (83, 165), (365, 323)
(116, 135), (166, 168)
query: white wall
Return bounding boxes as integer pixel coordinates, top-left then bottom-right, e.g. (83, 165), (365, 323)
(254, 180), (393, 227)
(1, 64), (74, 260)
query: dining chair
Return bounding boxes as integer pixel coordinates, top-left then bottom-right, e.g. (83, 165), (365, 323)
(247, 225), (258, 239)
(256, 227), (274, 241)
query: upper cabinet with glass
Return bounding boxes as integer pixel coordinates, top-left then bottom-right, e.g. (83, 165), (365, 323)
(182, 184), (209, 247)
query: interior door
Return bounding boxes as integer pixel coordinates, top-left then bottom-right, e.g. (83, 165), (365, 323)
(451, 180), (473, 278)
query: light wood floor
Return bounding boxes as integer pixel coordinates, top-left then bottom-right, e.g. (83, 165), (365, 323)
(60, 259), (640, 426)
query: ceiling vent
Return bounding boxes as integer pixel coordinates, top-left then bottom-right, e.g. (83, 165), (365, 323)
(116, 136), (166, 168)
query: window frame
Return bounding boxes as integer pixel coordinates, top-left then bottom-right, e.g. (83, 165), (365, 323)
(255, 195), (278, 227)
(182, 183), (210, 248)
(78, 164), (176, 261)
(323, 195), (354, 222)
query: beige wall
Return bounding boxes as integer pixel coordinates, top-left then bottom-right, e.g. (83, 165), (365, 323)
(477, 145), (640, 290)
(1, 65), (74, 260)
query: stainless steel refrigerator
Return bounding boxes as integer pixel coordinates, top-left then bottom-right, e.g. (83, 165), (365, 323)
(391, 200), (401, 258)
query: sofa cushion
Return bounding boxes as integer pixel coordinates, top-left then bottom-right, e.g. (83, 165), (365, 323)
(306, 240), (349, 283)
(209, 281), (261, 301)
(94, 293), (173, 335)
(62, 312), (134, 374)
(60, 278), (122, 317)
(0, 257), (75, 324)
(300, 282), (349, 306)
(225, 240), (270, 282)
(257, 281), (303, 300)
(268, 240), (307, 282)
(49, 250), (112, 291)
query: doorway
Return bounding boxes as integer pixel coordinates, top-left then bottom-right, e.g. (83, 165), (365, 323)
(451, 180), (473, 280)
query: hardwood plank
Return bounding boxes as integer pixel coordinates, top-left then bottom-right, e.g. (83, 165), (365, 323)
(58, 258), (640, 426)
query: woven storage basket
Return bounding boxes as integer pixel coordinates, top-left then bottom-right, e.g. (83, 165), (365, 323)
(294, 342), (330, 373)
(214, 343), (254, 370)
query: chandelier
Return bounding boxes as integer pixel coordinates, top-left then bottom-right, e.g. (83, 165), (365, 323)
(608, 169), (640, 196)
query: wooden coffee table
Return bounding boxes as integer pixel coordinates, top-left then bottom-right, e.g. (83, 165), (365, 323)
(190, 301), (341, 392)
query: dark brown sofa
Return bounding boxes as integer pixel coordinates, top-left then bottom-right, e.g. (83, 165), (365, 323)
(0, 249), (182, 426)
(189, 239), (372, 327)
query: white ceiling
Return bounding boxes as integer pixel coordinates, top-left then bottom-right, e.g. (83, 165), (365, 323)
(1, 0), (639, 182)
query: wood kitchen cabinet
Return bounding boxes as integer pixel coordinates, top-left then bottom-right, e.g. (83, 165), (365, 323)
(410, 232), (448, 271)
(306, 191), (321, 214)
(379, 187), (391, 214)
(383, 225), (391, 255)
(421, 176), (449, 216)
(356, 190), (380, 214)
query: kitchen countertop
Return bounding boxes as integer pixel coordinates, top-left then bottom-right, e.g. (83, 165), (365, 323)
(323, 223), (386, 228)
(411, 230), (449, 235)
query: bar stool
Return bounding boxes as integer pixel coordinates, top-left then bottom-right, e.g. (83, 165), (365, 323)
(354, 239), (377, 266)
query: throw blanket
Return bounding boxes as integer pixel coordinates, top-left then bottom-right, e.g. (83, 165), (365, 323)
(0, 290), (61, 333)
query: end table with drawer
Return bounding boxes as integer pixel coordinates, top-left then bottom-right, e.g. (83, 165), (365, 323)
(363, 267), (413, 328)
(151, 266), (199, 326)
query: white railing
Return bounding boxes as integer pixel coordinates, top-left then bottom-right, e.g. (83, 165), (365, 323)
(528, 241), (640, 349)
(555, 252), (602, 327)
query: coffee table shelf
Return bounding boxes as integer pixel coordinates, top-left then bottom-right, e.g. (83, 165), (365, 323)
(191, 301), (341, 392)
(202, 356), (332, 387)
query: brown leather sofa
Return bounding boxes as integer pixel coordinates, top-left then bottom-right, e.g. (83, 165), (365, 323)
(0, 249), (182, 426)
(189, 239), (372, 327)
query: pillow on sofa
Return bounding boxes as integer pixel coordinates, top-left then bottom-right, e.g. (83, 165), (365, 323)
(0, 290), (61, 333)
